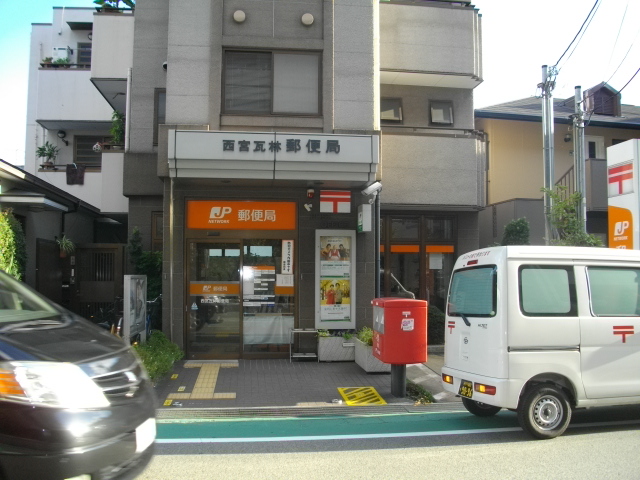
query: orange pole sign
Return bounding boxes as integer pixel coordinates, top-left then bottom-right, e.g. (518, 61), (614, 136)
(608, 206), (634, 249)
(187, 201), (297, 230)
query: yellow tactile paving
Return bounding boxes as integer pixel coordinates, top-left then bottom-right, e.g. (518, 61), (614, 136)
(337, 387), (387, 406)
(165, 362), (238, 402)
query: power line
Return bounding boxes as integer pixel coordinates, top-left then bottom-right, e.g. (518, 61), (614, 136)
(605, 0), (630, 75)
(554, 0), (601, 68)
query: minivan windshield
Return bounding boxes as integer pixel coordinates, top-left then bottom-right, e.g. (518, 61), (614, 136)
(448, 266), (496, 317)
(0, 271), (60, 323)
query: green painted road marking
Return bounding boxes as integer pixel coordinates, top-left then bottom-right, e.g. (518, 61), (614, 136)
(157, 411), (519, 440)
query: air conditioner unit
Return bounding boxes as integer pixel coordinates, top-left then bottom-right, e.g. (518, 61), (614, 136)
(52, 46), (72, 61)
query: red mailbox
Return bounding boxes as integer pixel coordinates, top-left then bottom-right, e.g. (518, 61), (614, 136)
(371, 298), (428, 365)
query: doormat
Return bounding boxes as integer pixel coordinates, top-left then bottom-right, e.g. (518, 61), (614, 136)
(337, 387), (387, 406)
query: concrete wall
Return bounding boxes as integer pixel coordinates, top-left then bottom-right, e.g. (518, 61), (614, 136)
(478, 199), (546, 247)
(379, 2), (481, 78)
(381, 84), (474, 130)
(381, 134), (484, 207)
(334, 0), (378, 131)
(91, 13), (134, 79)
(101, 152), (128, 213)
(128, 0), (169, 152)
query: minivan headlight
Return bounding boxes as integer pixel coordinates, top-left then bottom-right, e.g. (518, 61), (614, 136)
(0, 361), (109, 408)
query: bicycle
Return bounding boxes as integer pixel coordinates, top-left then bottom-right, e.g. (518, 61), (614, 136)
(145, 294), (162, 340)
(94, 296), (123, 337)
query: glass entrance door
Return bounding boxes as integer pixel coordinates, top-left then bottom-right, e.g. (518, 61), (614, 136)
(187, 242), (241, 359)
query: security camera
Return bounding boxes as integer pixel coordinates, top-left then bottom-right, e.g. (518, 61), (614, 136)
(162, 61), (167, 71)
(361, 181), (382, 196)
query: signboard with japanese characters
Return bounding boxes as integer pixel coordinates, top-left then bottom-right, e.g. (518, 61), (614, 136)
(315, 230), (355, 329)
(187, 201), (296, 230)
(172, 131), (375, 164)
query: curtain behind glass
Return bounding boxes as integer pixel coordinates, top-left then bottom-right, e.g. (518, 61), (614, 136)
(225, 52), (271, 112)
(273, 53), (319, 114)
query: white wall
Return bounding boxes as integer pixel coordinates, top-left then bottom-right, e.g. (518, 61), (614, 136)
(91, 14), (135, 79)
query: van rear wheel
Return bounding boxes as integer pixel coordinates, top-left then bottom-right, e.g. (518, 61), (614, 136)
(462, 397), (502, 417)
(517, 385), (571, 439)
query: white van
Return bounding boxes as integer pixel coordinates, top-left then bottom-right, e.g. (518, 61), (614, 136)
(441, 246), (640, 439)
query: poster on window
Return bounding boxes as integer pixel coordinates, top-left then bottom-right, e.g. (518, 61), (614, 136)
(123, 275), (147, 344)
(316, 230), (355, 329)
(319, 235), (351, 276)
(319, 279), (351, 321)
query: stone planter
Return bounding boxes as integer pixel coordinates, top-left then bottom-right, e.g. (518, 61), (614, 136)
(354, 338), (390, 373)
(318, 336), (355, 362)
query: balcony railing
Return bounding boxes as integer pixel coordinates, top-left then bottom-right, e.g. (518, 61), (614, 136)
(40, 63), (91, 70)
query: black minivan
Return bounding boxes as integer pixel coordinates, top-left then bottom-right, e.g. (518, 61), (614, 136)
(0, 271), (156, 480)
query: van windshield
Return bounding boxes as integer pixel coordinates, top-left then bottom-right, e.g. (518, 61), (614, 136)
(448, 266), (496, 317)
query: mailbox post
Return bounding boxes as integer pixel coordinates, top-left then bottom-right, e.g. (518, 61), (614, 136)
(372, 298), (428, 397)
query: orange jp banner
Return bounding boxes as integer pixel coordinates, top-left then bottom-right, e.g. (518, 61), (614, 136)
(608, 206), (634, 249)
(187, 201), (297, 230)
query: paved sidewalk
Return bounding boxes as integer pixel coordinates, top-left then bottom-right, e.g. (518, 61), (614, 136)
(154, 347), (459, 416)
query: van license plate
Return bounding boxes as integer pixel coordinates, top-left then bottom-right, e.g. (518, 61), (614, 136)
(458, 380), (473, 398)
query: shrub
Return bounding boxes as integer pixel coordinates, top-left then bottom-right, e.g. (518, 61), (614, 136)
(501, 217), (530, 245)
(542, 187), (603, 247)
(357, 326), (374, 346)
(0, 209), (27, 280)
(134, 330), (184, 382)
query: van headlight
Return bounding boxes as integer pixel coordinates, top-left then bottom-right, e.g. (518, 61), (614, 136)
(0, 361), (109, 408)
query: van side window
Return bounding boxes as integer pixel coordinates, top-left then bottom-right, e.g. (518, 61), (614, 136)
(448, 266), (496, 317)
(587, 267), (640, 316)
(519, 266), (577, 316)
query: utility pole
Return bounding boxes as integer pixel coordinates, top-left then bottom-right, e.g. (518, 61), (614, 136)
(572, 85), (587, 232)
(541, 65), (557, 245)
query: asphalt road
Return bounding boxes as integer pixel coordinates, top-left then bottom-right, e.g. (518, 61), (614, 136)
(140, 405), (640, 480)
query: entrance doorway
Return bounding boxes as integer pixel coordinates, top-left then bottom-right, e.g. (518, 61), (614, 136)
(186, 239), (295, 359)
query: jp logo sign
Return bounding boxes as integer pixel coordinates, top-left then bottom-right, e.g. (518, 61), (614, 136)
(210, 207), (232, 219)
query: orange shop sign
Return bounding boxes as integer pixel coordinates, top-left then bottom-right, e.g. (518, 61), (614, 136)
(187, 201), (297, 230)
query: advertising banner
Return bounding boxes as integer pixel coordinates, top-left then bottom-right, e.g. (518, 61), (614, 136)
(123, 275), (147, 344)
(316, 231), (355, 329)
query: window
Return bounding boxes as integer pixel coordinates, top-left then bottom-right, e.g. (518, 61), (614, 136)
(587, 267), (640, 316)
(448, 266), (496, 317)
(153, 89), (166, 145)
(429, 100), (453, 126)
(519, 266), (576, 316)
(381, 98), (403, 123)
(223, 51), (320, 115)
(390, 217), (420, 240)
(74, 135), (110, 168)
(77, 42), (92, 66)
(151, 212), (163, 252)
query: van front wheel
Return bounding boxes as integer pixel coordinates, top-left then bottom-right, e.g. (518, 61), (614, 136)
(462, 397), (502, 417)
(518, 385), (571, 439)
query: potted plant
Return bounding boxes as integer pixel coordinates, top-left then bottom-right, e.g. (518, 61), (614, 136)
(56, 235), (75, 258)
(317, 329), (355, 362)
(355, 326), (390, 373)
(109, 111), (125, 147)
(41, 57), (53, 68)
(36, 141), (60, 168)
(53, 57), (71, 69)
(94, 0), (135, 12)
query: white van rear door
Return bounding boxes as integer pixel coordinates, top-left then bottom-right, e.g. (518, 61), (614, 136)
(580, 265), (640, 398)
(445, 263), (507, 378)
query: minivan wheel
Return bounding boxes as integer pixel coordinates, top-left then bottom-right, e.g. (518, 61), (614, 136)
(461, 397), (502, 417)
(518, 385), (571, 439)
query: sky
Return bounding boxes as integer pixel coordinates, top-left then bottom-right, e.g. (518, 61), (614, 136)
(0, 0), (638, 167)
